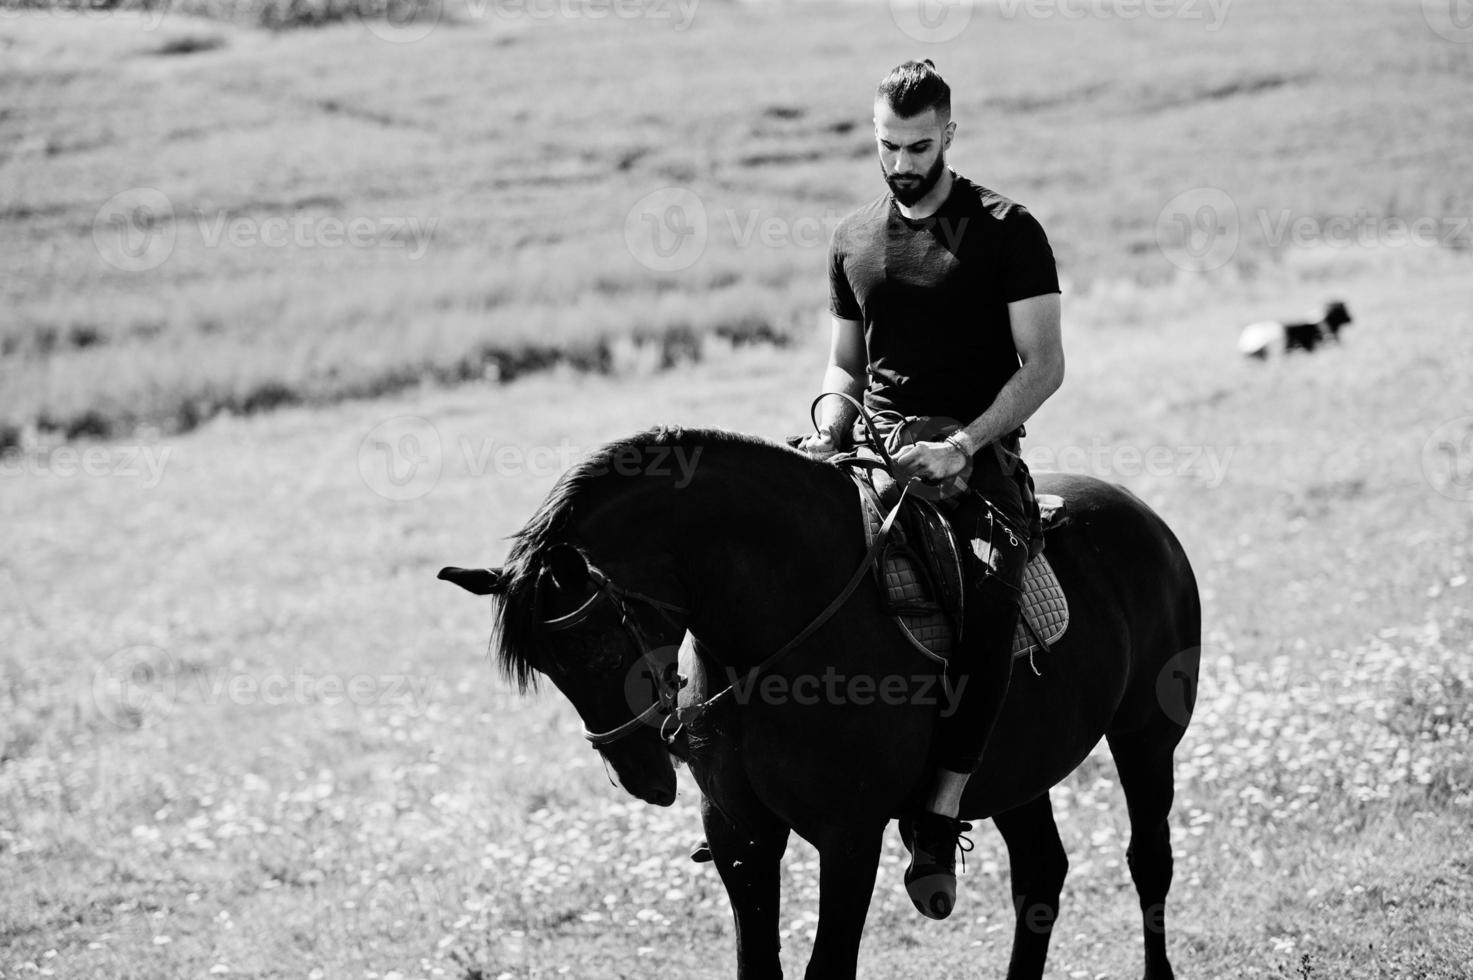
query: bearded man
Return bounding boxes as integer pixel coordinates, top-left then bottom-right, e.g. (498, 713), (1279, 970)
(799, 58), (1065, 920)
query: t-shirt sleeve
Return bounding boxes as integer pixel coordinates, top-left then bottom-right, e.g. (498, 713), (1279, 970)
(1001, 209), (1061, 302)
(828, 228), (862, 321)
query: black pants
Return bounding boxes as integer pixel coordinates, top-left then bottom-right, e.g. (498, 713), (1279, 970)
(932, 443), (1032, 775)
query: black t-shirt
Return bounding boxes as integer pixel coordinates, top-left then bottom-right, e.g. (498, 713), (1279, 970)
(828, 173), (1060, 424)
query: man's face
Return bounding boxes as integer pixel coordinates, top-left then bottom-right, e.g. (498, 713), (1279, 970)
(874, 102), (953, 206)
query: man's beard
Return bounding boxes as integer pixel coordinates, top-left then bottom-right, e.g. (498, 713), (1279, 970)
(884, 152), (947, 207)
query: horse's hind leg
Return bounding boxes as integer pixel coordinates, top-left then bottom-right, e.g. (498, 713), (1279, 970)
(703, 796), (790, 980)
(992, 793), (1068, 980)
(1107, 727), (1183, 980)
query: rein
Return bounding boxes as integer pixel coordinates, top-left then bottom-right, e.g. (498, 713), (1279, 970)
(546, 398), (921, 750)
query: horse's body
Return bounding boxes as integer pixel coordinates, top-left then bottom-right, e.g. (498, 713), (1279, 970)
(442, 427), (1200, 980)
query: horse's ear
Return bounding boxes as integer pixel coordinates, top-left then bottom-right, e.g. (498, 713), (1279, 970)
(438, 566), (506, 596)
(544, 544), (590, 594)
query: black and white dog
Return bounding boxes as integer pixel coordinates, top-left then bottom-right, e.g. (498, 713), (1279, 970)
(1238, 301), (1353, 359)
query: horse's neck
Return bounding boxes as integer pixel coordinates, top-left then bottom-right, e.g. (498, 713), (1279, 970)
(669, 445), (856, 670)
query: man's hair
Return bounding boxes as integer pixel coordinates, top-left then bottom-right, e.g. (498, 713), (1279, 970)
(875, 59), (951, 121)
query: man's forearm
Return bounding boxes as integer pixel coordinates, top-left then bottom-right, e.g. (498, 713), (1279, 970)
(952, 357), (1063, 452)
(816, 365), (866, 437)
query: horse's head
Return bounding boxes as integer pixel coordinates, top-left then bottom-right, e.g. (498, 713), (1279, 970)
(439, 544), (683, 807)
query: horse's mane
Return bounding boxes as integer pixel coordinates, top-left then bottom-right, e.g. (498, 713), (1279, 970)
(495, 425), (798, 692)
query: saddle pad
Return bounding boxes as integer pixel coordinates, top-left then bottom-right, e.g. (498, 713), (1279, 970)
(1011, 553), (1069, 659)
(857, 478), (1069, 663)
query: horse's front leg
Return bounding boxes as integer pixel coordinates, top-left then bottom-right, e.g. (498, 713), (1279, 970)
(804, 819), (887, 980)
(704, 795), (791, 980)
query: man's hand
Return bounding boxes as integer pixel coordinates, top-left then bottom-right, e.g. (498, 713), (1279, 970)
(893, 440), (969, 484)
(797, 429), (843, 459)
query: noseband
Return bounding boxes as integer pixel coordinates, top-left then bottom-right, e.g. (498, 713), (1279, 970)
(540, 560), (691, 749)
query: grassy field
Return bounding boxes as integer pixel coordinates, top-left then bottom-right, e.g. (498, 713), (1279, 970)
(4, 245), (1473, 979)
(2, 0), (1472, 443)
(4, 1), (1473, 978)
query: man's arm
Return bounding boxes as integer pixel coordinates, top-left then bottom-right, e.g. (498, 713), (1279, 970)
(805, 315), (867, 450)
(951, 292), (1064, 451)
(894, 293), (1063, 480)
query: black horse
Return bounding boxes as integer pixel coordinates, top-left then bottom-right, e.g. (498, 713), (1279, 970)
(440, 427), (1200, 980)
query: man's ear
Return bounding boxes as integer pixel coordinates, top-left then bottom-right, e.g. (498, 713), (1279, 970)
(544, 544), (590, 595)
(943, 119), (956, 150)
(438, 566), (506, 596)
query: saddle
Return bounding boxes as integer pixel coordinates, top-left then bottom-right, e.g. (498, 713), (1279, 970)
(852, 474), (1071, 666)
(800, 393), (1072, 667)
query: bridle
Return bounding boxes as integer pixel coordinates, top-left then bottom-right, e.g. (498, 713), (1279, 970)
(540, 560), (692, 749)
(541, 487), (909, 751)
(537, 393), (919, 752)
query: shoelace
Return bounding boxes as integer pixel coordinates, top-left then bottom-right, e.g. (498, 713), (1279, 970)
(955, 821), (975, 873)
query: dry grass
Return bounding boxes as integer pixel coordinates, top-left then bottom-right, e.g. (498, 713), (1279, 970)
(2, 0), (1471, 442)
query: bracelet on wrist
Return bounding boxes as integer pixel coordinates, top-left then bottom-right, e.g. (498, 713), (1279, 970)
(945, 431), (977, 457)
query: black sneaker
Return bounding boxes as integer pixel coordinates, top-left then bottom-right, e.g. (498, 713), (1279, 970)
(899, 811), (974, 920)
(690, 839), (713, 863)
